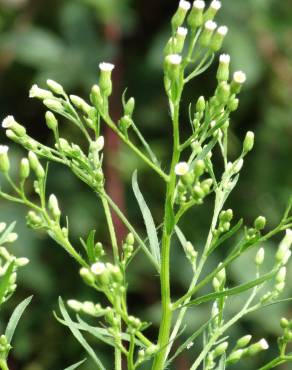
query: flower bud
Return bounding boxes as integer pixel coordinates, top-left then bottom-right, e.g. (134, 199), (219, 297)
(216, 81), (230, 104)
(243, 131), (255, 153)
(280, 317), (289, 329)
(28, 151), (45, 179)
(0, 223), (6, 233)
(5, 129), (20, 143)
(254, 216), (266, 231)
(126, 233), (135, 245)
(2, 115), (26, 136)
(164, 54), (182, 80)
(0, 145), (10, 173)
(204, 0), (221, 22)
(90, 85), (103, 110)
(99, 62), (115, 97)
(70, 95), (92, 114)
(231, 71), (247, 94)
(29, 84), (53, 100)
(26, 211), (42, 228)
(6, 232), (18, 243)
(171, 1), (191, 30)
(187, 1), (205, 29)
(236, 335), (252, 348)
(276, 229), (292, 263)
(67, 299), (83, 312)
(228, 98), (239, 112)
(255, 247), (265, 266)
(213, 341), (228, 357)
(15, 257), (30, 267)
(80, 267), (95, 285)
(125, 97), (135, 117)
(43, 99), (63, 112)
(233, 158), (244, 174)
(196, 96), (206, 112)
(174, 27), (188, 53)
(194, 159), (205, 177)
(45, 111), (58, 131)
(46, 79), (65, 95)
(210, 25), (228, 52)
(216, 54), (230, 82)
(276, 266), (286, 284)
(247, 339), (269, 356)
(20, 158), (30, 180)
(48, 194), (61, 220)
(200, 20), (217, 47)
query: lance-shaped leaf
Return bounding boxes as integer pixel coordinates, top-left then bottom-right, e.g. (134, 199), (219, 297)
(63, 359), (86, 370)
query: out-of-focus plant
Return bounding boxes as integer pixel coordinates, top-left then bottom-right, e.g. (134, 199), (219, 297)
(0, 1), (292, 369)
(0, 221), (31, 370)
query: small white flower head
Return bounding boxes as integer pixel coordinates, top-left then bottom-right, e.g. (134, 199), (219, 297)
(99, 62), (115, 72)
(258, 339), (269, 350)
(29, 84), (53, 99)
(186, 341), (194, 349)
(2, 115), (16, 129)
(218, 25), (228, 36)
(166, 54), (182, 65)
(193, 0), (205, 10)
(179, 0), (191, 10)
(233, 71), (247, 84)
(91, 262), (106, 275)
(0, 222), (6, 233)
(0, 145), (9, 155)
(283, 250), (292, 265)
(219, 54), (230, 64)
(276, 266), (287, 283)
(177, 26), (188, 36)
(285, 229), (292, 242)
(205, 20), (217, 31)
(255, 247), (265, 265)
(210, 0), (221, 10)
(175, 162), (189, 176)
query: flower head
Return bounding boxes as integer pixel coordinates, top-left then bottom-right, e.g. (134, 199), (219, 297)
(0, 145), (9, 155)
(2, 116), (16, 129)
(165, 54), (182, 65)
(193, 0), (205, 10)
(217, 25), (228, 36)
(219, 54), (230, 64)
(233, 71), (247, 84)
(99, 62), (115, 72)
(175, 162), (189, 176)
(205, 20), (217, 31)
(178, 0), (191, 10)
(210, 0), (221, 10)
(177, 27), (188, 36)
(258, 339), (269, 350)
(91, 262), (106, 275)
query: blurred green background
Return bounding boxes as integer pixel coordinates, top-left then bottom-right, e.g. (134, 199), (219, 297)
(0, 0), (291, 369)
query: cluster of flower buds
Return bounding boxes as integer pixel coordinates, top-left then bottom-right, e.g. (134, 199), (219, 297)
(67, 299), (109, 318)
(205, 341), (229, 369)
(118, 96), (135, 136)
(184, 241), (198, 271)
(278, 317), (292, 351)
(213, 209), (233, 239)
(244, 215), (266, 242)
(212, 263), (226, 292)
(0, 223), (29, 304)
(122, 233), (135, 264)
(0, 335), (11, 359)
(175, 160), (213, 205)
(226, 335), (269, 365)
(137, 345), (159, 365)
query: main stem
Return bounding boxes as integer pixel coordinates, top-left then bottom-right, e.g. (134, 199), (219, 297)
(152, 99), (181, 370)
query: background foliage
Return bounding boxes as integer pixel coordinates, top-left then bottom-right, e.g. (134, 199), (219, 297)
(0, 0), (291, 369)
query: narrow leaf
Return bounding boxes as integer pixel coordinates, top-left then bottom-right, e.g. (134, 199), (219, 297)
(175, 226), (187, 249)
(208, 219), (243, 255)
(58, 297), (105, 370)
(64, 359), (86, 370)
(5, 295), (33, 343)
(132, 171), (160, 265)
(185, 270), (276, 307)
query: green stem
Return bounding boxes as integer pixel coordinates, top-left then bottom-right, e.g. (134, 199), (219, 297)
(128, 333), (136, 370)
(258, 355), (292, 370)
(152, 98), (181, 370)
(0, 359), (9, 370)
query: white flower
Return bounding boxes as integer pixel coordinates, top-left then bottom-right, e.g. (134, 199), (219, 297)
(96, 136), (105, 151)
(0, 145), (9, 155)
(210, 0), (221, 10)
(175, 162), (189, 176)
(177, 27), (188, 36)
(99, 62), (115, 72)
(91, 262), (106, 275)
(217, 25), (228, 36)
(233, 71), (247, 84)
(29, 84), (53, 99)
(205, 20), (217, 31)
(258, 339), (269, 350)
(219, 54), (230, 64)
(166, 54), (182, 65)
(193, 0), (205, 10)
(179, 0), (191, 10)
(2, 115), (15, 129)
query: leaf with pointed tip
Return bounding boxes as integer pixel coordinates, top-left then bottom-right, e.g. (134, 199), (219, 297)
(63, 359), (86, 370)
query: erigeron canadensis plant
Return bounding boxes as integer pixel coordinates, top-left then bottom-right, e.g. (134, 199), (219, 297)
(0, 0), (292, 369)
(0, 222), (31, 370)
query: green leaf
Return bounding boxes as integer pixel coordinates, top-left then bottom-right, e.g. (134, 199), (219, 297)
(174, 226), (187, 249)
(0, 261), (15, 304)
(85, 230), (96, 263)
(132, 171), (160, 265)
(63, 359), (86, 370)
(165, 196), (175, 235)
(58, 297), (106, 370)
(5, 296), (33, 343)
(185, 270), (277, 307)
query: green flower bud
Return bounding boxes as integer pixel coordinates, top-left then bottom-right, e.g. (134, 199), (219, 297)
(200, 20), (217, 47)
(5, 129), (20, 143)
(47, 79), (65, 95)
(276, 230), (292, 263)
(0, 222), (6, 233)
(217, 54), (230, 82)
(20, 158), (30, 180)
(119, 115), (133, 133)
(171, 1), (191, 31)
(236, 335), (252, 348)
(231, 71), (247, 94)
(70, 95), (92, 114)
(216, 81), (230, 104)
(196, 96), (206, 112)
(164, 54), (182, 81)
(28, 151), (45, 179)
(82, 301), (97, 316)
(194, 159), (205, 177)
(43, 99), (63, 112)
(203, 0), (221, 21)
(2, 115), (26, 136)
(210, 25), (228, 52)
(67, 299), (83, 312)
(216, 263), (226, 285)
(276, 267), (286, 284)
(243, 131), (255, 153)
(255, 247), (265, 266)
(227, 349), (244, 364)
(280, 317), (289, 329)
(174, 27), (188, 53)
(213, 341), (228, 357)
(125, 97), (135, 117)
(201, 178), (213, 195)
(193, 185), (205, 199)
(126, 233), (135, 245)
(187, 1), (205, 29)
(228, 97), (239, 112)
(15, 257), (29, 267)
(0, 145), (10, 173)
(254, 216), (266, 231)
(26, 211), (43, 228)
(90, 85), (104, 109)
(80, 267), (95, 285)
(99, 62), (115, 97)
(48, 194), (61, 220)
(247, 339), (269, 356)
(212, 277), (221, 291)
(45, 111), (58, 131)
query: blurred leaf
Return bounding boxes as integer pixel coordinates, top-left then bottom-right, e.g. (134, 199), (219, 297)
(63, 358), (86, 370)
